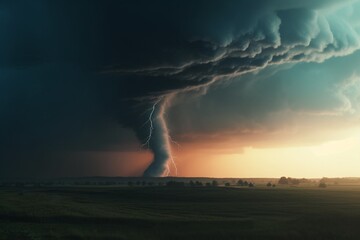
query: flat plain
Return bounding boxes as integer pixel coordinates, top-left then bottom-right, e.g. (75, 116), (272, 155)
(1, 183), (360, 240)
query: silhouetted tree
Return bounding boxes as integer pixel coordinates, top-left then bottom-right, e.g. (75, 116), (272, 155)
(278, 177), (288, 184)
(205, 182), (211, 187)
(195, 181), (203, 187)
(189, 180), (195, 187)
(212, 180), (218, 187)
(319, 182), (327, 188)
(225, 182), (230, 187)
(243, 181), (249, 186)
(128, 181), (133, 187)
(266, 182), (272, 187)
(272, 184), (276, 188)
(249, 182), (254, 187)
(237, 179), (244, 186)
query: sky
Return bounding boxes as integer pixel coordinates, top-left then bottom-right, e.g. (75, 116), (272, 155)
(1, 0), (360, 178)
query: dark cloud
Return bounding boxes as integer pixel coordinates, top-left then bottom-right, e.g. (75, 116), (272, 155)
(1, 0), (360, 177)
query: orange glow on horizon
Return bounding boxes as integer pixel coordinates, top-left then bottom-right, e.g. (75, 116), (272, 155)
(169, 133), (360, 178)
(90, 127), (360, 178)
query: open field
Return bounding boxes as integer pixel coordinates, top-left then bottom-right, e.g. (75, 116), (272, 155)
(1, 183), (360, 239)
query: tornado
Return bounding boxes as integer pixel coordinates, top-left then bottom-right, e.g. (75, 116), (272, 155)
(142, 97), (173, 177)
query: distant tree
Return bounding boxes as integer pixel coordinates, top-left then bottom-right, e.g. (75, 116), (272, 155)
(195, 181), (203, 187)
(321, 177), (329, 183)
(189, 180), (195, 187)
(278, 177), (288, 184)
(136, 181), (141, 186)
(266, 182), (272, 187)
(225, 182), (231, 187)
(237, 179), (244, 186)
(272, 184), (276, 188)
(248, 182), (254, 187)
(212, 180), (218, 187)
(205, 182), (211, 187)
(290, 179), (300, 185)
(319, 182), (327, 188)
(148, 182), (154, 186)
(299, 178), (310, 184)
(142, 181), (146, 186)
(128, 181), (133, 187)
(166, 181), (185, 187)
(243, 181), (249, 186)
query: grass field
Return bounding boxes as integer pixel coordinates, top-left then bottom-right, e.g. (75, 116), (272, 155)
(1, 185), (360, 239)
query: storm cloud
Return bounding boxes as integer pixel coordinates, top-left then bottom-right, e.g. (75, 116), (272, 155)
(1, 0), (360, 177)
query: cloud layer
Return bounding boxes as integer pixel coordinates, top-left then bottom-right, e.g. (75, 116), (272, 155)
(1, 0), (360, 177)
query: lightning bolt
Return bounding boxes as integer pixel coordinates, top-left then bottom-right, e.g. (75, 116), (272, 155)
(141, 97), (163, 149)
(167, 134), (179, 176)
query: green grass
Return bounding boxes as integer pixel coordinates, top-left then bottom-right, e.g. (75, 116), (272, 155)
(1, 186), (360, 239)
